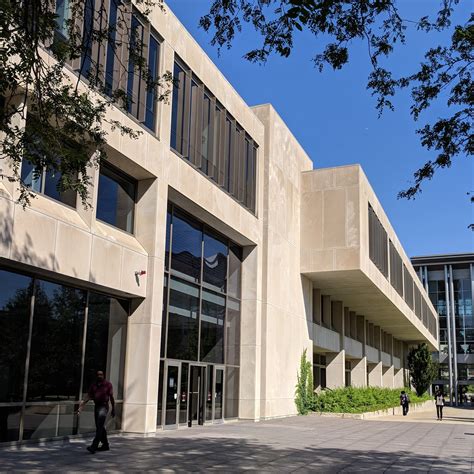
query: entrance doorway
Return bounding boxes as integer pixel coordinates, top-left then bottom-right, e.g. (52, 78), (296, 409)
(159, 361), (225, 428)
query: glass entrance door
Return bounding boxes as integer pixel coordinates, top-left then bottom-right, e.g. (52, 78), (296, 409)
(164, 362), (180, 427)
(188, 365), (205, 427)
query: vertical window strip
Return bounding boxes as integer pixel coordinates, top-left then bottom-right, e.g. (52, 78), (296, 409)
(170, 59), (258, 213)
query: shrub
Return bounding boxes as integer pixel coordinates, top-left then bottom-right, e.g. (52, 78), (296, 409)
(312, 386), (431, 414)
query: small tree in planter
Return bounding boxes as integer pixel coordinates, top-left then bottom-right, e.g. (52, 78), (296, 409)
(295, 349), (314, 414)
(407, 343), (438, 396)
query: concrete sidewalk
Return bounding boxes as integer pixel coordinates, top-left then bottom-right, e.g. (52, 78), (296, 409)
(0, 414), (473, 472)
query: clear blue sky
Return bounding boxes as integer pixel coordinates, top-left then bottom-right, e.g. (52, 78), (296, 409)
(166, 0), (473, 257)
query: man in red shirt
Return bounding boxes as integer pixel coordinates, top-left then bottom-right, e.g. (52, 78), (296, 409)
(78, 370), (115, 453)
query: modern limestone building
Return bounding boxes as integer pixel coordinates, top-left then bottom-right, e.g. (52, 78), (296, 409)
(0, 1), (438, 444)
(412, 253), (474, 403)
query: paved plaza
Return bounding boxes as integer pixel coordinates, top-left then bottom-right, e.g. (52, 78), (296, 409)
(1, 409), (473, 472)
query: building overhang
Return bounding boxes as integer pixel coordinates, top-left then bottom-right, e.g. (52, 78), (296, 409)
(303, 268), (438, 350)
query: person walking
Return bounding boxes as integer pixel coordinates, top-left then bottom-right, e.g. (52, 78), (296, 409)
(435, 389), (445, 421)
(400, 390), (410, 416)
(78, 370), (115, 453)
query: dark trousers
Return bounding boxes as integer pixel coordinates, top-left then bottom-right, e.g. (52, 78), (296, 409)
(436, 405), (443, 419)
(402, 403), (409, 416)
(91, 405), (109, 449)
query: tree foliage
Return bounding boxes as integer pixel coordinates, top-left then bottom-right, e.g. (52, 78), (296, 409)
(295, 348), (314, 415)
(407, 343), (438, 396)
(200, 0), (473, 200)
(0, 0), (171, 206)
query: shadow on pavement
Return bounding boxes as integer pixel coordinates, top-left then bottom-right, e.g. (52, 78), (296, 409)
(0, 434), (471, 472)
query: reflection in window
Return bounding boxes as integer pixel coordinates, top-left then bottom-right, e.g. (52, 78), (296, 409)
(83, 293), (128, 399)
(27, 280), (86, 402)
(226, 298), (241, 366)
(104, 0), (121, 96)
(0, 267), (129, 442)
(21, 153), (77, 207)
(167, 278), (199, 361)
(171, 211), (202, 282)
(145, 35), (160, 131)
(96, 163), (136, 233)
(0, 270), (33, 403)
(203, 232), (227, 292)
(200, 290), (225, 363)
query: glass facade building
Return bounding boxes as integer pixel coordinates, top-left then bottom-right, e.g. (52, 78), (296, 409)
(412, 254), (474, 403)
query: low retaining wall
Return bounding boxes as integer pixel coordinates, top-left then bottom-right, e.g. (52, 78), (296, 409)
(310, 399), (434, 420)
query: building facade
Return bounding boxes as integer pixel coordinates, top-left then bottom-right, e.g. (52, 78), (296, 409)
(412, 254), (474, 403)
(0, 1), (438, 444)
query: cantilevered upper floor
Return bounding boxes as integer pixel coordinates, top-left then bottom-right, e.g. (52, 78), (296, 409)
(300, 164), (439, 349)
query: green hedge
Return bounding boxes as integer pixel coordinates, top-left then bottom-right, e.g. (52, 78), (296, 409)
(311, 387), (431, 414)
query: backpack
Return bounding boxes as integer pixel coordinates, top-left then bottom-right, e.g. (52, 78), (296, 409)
(400, 394), (408, 405)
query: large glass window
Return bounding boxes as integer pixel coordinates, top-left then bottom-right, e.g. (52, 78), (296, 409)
(167, 278), (200, 361)
(161, 204), (243, 419)
(170, 59), (258, 214)
(27, 280), (86, 402)
(200, 290), (225, 363)
(96, 163), (136, 233)
(0, 270), (33, 403)
(203, 232), (228, 292)
(0, 267), (129, 443)
(171, 211), (202, 282)
(83, 293), (128, 398)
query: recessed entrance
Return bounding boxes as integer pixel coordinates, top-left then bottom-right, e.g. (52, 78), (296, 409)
(158, 361), (225, 428)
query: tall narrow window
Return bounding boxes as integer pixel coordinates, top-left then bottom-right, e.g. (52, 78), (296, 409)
(55, 0), (71, 39)
(104, 0), (121, 96)
(127, 15), (144, 116)
(170, 62), (187, 154)
(81, 0), (95, 79)
(144, 34), (159, 131)
(201, 94), (211, 174)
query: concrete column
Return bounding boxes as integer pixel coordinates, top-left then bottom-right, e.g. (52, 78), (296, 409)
(368, 362), (383, 387)
(122, 178), (167, 434)
(356, 315), (365, 343)
(312, 288), (321, 324)
(344, 307), (350, 337)
(351, 358), (367, 387)
(326, 350), (345, 389)
(322, 295), (331, 329)
(349, 311), (357, 339)
(394, 368), (404, 388)
(383, 366), (395, 388)
(240, 246), (262, 420)
(332, 301), (344, 349)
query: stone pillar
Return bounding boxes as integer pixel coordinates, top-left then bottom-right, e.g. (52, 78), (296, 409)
(122, 179), (167, 434)
(326, 350), (345, 388)
(332, 301), (344, 348)
(368, 362), (383, 387)
(240, 246), (262, 420)
(351, 358), (367, 387)
(383, 366), (395, 388)
(394, 368), (404, 388)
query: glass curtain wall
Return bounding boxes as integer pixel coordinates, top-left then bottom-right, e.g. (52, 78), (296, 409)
(0, 267), (128, 443)
(159, 204), (242, 424)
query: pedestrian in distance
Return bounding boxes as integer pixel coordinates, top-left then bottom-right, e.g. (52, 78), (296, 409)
(77, 370), (115, 454)
(400, 390), (410, 416)
(435, 389), (445, 421)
